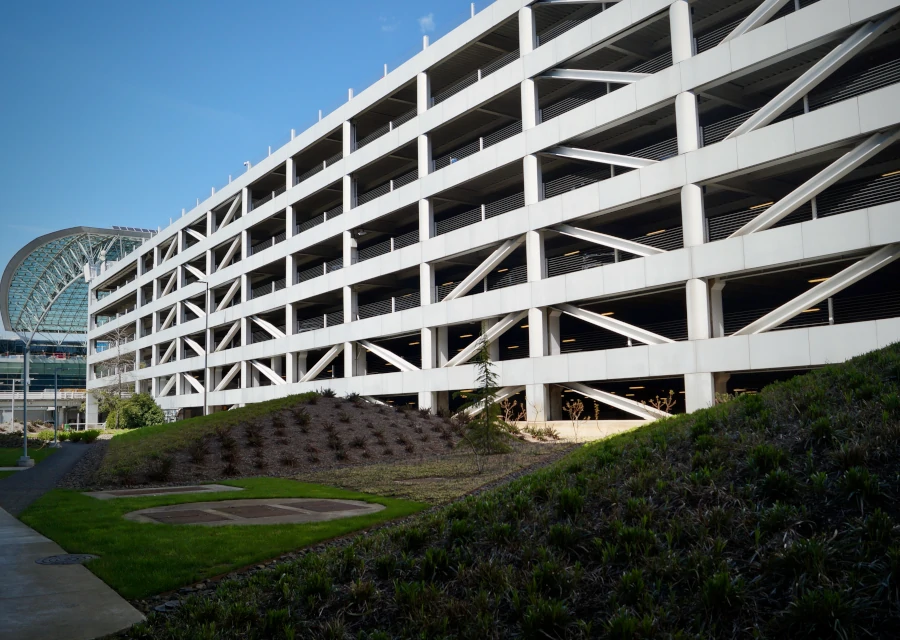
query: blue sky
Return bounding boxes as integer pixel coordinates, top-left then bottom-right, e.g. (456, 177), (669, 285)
(0, 0), (479, 285)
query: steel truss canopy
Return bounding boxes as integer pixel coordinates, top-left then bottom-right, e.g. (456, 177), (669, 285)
(0, 227), (150, 335)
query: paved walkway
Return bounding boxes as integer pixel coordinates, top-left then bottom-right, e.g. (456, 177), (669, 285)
(0, 507), (144, 640)
(0, 443), (90, 516)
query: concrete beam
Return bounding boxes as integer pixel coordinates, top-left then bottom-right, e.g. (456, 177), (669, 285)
(183, 300), (206, 318)
(543, 146), (657, 169)
(184, 264), (206, 281)
(554, 303), (674, 346)
(183, 373), (205, 394)
(217, 237), (241, 272)
(554, 223), (665, 257)
(464, 386), (526, 417)
(214, 321), (241, 353)
(721, 0), (792, 44)
(444, 310), (528, 368)
(219, 194), (242, 229)
(358, 339), (420, 372)
(159, 305), (177, 331)
(158, 340), (176, 365)
(251, 360), (286, 386)
(215, 279), (241, 312)
(539, 69), (649, 84)
(159, 375), (176, 397)
(444, 236), (525, 301)
(733, 243), (900, 335)
(730, 128), (900, 237)
(251, 316), (286, 340)
(183, 336), (205, 357)
(565, 382), (668, 421)
(726, 12), (900, 139)
(300, 343), (344, 382)
(214, 363), (240, 392)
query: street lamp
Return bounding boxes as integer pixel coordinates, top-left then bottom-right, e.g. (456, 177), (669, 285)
(17, 346), (34, 467)
(50, 370), (61, 449)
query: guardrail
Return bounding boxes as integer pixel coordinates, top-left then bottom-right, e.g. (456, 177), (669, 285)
(358, 292), (421, 320)
(297, 257), (343, 284)
(250, 278), (287, 300)
(435, 191), (525, 236)
(358, 229), (420, 262)
(357, 169), (419, 206)
(356, 109), (417, 150)
(432, 48), (520, 106)
(295, 151), (343, 186)
(433, 121), (522, 171)
(248, 231), (287, 256)
(249, 185), (287, 211)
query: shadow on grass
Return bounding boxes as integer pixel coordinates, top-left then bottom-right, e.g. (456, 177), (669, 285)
(20, 477), (426, 599)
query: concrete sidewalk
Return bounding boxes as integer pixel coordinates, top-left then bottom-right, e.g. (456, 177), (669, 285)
(0, 508), (144, 640)
(0, 442), (90, 515)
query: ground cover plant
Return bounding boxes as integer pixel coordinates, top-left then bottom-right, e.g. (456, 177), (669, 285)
(20, 477), (425, 599)
(0, 446), (58, 467)
(95, 392), (467, 487)
(124, 344), (900, 638)
(297, 440), (571, 504)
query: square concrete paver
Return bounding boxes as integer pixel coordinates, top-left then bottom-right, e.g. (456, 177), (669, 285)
(212, 504), (291, 519)
(86, 484), (244, 500)
(299, 500), (367, 512)
(146, 510), (229, 524)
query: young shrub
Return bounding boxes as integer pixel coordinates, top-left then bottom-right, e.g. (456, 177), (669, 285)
(839, 466), (881, 511)
(382, 447), (394, 456)
(80, 429), (102, 444)
(547, 523), (579, 552)
(418, 407), (432, 419)
(304, 443), (320, 454)
(747, 444), (786, 474)
(338, 411), (351, 423)
(420, 547), (450, 581)
(350, 436), (366, 449)
(404, 443), (415, 454)
(319, 388), (337, 398)
(188, 438), (210, 463)
(761, 469), (797, 501)
(279, 454), (297, 467)
(222, 462), (239, 476)
(221, 449), (237, 464)
(778, 588), (853, 637)
(532, 559), (576, 598)
(146, 455), (174, 482)
(701, 571), (744, 610)
(334, 450), (349, 462)
(521, 598), (571, 640)
(555, 487), (585, 519)
(292, 406), (311, 427)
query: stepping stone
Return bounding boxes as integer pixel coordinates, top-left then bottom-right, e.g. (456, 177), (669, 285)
(213, 504), (291, 519)
(298, 500), (368, 512)
(146, 510), (229, 524)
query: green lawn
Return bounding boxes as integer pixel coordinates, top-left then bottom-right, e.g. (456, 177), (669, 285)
(21, 477), (426, 598)
(0, 471), (15, 479)
(0, 446), (58, 467)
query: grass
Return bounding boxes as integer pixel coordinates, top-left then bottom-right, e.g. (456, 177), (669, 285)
(123, 344), (900, 638)
(0, 446), (58, 467)
(97, 392), (318, 481)
(20, 477), (426, 599)
(297, 441), (572, 504)
(0, 471), (15, 479)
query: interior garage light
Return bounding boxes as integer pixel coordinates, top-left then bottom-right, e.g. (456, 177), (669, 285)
(626, 393), (635, 397)
(802, 308), (821, 313)
(808, 277), (829, 283)
(629, 386), (645, 389)
(564, 251), (580, 257)
(600, 312), (614, 316)
(562, 338), (576, 343)
(646, 229), (666, 236)
(441, 281), (454, 286)
(733, 388), (746, 392)
(508, 345), (519, 349)
(408, 341), (420, 345)
(678, 391), (685, 394)
(750, 201), (774, 210)
(460, 334), (473, 338)
(882, 169), (900, 177)
(520, 324), (529, 328)
(460, 389), (474, 393)
(497, 268), (508, 273)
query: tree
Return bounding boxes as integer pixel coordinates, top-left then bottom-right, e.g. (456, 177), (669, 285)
(94, 323), (137, 429)
(455, 334), (511, 472)
(105, 393), (165, 430)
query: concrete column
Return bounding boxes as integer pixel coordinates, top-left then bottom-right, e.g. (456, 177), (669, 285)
(526, 384), (548, 421)
(675, 91), (701, 154)
(549, 385), (562, 421)
(205, 249), (213, 278)
(240, 361), (249, 389)
(715, 372), (731, 396)
(343, 230), (358, 268)
(285, 156), (295, 191)
(86, 393), (99, 425)
(343, 285), (358, 323)
(286, 205), (295, 239)
(418, 135), (432, 178)
(296, 352), (308, 380)
(418, 391), (433, 411)
(711, 279), (726, 338)
(355, 344), (367, 376)
(525, 229), (546, 282)
(680, 184), (706, 247)
(669, 0), (694, 65)
(344, 342), (356, 377)
(206, 211), (214, 237)
(548, 309), (562, 355)
(342, 121), (355, 157)
(521, 78), (540, 130)
(240, 273), (250, 303)
(481, 318), (500, 361)
(528, 307), (547, 358)
(241, 229), (251, 260)
(150, 376), (159, 398)
(420, 262), (435, 306)
(421, 327), (437, 369)
(417, 72), (431, 114)
(684, 372), (714, 412)
(241, 187), (250, 217)
(250, 363), (261, 388)
(419, 199), (435, 241)
(241, 316), (251, 347)
(523, 154), (543, 205)
(342, 175), (355, 212)
(437, 326), (450, 366)
(519, 6), (537, 55)
(685, 278), (711, 340)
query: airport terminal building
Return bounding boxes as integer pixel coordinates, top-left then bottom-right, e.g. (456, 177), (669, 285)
(85, 0), (900, 423)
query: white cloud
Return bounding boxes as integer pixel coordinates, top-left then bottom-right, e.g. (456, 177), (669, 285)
(380, 16), (398, 32)
(418, 13), (435, 33)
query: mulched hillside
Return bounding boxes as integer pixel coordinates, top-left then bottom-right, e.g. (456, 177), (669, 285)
(93, 394), (463, 488)
(125, 344), (900, 639)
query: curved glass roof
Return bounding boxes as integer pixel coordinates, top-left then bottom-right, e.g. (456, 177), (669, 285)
(0, 227), (150, 335)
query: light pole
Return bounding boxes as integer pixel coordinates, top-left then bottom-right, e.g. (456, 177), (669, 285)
(50, 370), (61, 448)
(18, 345), (33, 467)
(203, 279), (210, 416)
